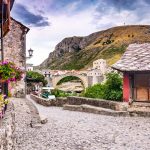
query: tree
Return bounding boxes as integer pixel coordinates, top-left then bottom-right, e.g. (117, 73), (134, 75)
(26, 71), (47, 86)
(81, 84), (105, 99)
(103, 72), (123, 101)
(82, 72), (123, 101)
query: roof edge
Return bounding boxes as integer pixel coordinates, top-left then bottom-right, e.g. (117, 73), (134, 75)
(11, 17), (30, 33)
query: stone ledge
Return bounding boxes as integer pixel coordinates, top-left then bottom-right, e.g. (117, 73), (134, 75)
(63, 104), (129, 117)
(30, 94), (67, 107)
(25, 97), (42, 127)
(67, 96), (128, 111)
(63, 104), (150, 117)
(128, 108), (150, 117)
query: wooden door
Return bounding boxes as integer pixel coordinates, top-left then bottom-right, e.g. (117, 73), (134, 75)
(136, 87), (149, 101)
(134, 74), (150, 102)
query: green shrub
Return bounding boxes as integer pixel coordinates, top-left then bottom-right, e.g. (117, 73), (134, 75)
(82, 72), (123, 101)
(81, 84), (105, 98)
(103, 73), (123, 101)
(57, 76), (80, 85)
(51, 89), (77, 97)
(26, 71), (47, 86)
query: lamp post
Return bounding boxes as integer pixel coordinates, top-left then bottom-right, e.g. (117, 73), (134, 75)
(25, 48), (34, 97)
(26, 48), (34, 59)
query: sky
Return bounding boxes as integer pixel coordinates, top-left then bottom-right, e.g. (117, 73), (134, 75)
(11, 0), (150, 66)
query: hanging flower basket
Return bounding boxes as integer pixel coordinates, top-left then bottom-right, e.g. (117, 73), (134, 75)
(0, 61), (24, 82)
(0, 61), (15, 81)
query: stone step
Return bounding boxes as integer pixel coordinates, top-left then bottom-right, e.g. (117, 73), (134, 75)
(131, 102), (150, 108)
(63, 104), (129, 117)
(128, 107), (150, 117)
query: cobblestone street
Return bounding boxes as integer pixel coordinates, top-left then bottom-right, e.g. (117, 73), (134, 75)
(13, 97), (150, 150)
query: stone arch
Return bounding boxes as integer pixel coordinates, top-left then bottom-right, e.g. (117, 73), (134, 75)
(52, 74), (88, 88)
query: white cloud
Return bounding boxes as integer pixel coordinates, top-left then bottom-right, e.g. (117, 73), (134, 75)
(26, 8), (97, 65)
(12, 0), (150, 66)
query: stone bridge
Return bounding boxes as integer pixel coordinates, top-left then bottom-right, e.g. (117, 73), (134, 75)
(52, 72), (88, 88)
(39, 67), (104, 89)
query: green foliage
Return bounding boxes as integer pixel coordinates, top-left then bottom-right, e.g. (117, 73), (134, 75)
(0, 62), (15, 80)
(81, 84), (105, 98)
(0, 94), (9, 107)
(82, 72), (123, 101)
(0, 61), (24, 81)
(15, 68), (24, 81)
(50, 45), (126, 70)
(57, 76), (80, 85)
(101, 46), (126, 60)
(102, 73), (123, 101)
(26, 71), (47, 86)
(51, 89), (76, 97)
(8, 91), (12, 97)
(61, 49), (100, 70)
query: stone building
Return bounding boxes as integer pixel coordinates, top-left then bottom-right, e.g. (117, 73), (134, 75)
(87, 59), (107, 86)
(3, 18), (29, 96)
(93, 59), (107, 74)
(87, 69), (104, 86)
(27, 63), (34, 71)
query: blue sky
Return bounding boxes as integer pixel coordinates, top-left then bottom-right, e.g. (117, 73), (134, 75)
(11, 0), (150, 65)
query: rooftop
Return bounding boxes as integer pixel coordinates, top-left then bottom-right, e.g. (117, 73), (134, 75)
(112, 43), (150, 72)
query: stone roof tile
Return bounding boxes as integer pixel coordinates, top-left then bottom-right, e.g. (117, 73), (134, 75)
(112, 43), (150, 72)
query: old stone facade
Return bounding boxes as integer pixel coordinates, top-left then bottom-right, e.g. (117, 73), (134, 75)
(87, 59), (107, 86)
(93, 59), (107, 74)
(26, 63), (34, 71)
(3, 18), (29, 96)
(87, 69), (104, 86)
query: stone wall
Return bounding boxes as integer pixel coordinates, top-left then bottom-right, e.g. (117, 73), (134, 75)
(3, 18), (29, 97)
(67, 96), (128, 111)
(30, 95), (127, 111)
(30, 94), (67, 107)
(0, 102), (15, 150)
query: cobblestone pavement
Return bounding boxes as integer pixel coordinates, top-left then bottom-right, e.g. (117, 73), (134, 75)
(13, 96), (150, 150)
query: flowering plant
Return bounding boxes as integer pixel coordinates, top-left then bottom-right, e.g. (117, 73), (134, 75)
(14, 67), (24, 81)
(0, 61), (24, 82)
(0, 94), (9, 115)
(0, 61), (15, 81)
(0, 94), (4, 108)
(0, 94), (7, 107)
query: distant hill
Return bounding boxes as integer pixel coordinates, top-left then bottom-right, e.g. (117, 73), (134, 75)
(37, 25), (150, 70)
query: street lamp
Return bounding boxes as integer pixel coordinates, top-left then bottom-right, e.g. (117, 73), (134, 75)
(25, 48), (34, 97)
(26, 48), (34, 59)
(28, 48), (33, 57)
